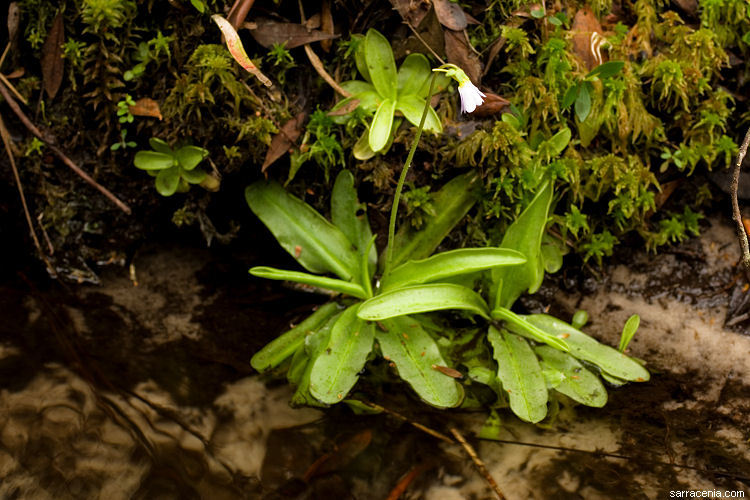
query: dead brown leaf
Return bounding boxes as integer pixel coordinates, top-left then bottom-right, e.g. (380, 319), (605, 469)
(571, 7), (603, 70)
(303, 430), (373, 481)
(390, 0), (431, 27)
(6, 68), (25, 79)
(320, 0), (334, 53)
(327, 98), (360, 116)
(129, 97), (162, 120)
(432, 365), (463, 378)
(393, 7), (446, 61)
(472, 92), (510, 117)
(248, 19), (338, 49)
(444, 29), (482, 84)
(434, 0), (468, 30)
(41, 11), (64, 100)
(7, 3), (20, 46)
(261, 112), (306, 173)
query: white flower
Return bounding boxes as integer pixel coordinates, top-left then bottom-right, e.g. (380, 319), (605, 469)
(433, 64), (486, 114)
(457, 80), (486, 114)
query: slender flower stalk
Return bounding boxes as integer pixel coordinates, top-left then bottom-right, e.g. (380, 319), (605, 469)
(384, 64), (485, 276)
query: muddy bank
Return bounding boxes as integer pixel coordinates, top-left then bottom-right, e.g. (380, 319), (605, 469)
(0, 216), (749, 499)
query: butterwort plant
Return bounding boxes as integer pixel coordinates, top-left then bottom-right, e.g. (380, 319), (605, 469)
(245, 60), (650, 422)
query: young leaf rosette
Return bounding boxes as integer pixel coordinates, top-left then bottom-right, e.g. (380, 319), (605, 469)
(133, 138), (211, 196)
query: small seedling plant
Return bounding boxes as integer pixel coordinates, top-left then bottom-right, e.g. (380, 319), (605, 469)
(133, 138), (210, 196)
(332, 29), (448, 160)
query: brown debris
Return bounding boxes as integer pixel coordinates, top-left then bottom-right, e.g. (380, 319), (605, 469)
(247, 19), (338, 49)
(128, 97), (162, 120)
(261, 112), (306, 173)
(444, 29), (482, 84)
(41, 11), (65, 100)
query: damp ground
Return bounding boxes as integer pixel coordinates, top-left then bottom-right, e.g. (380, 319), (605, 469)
(1, 215), (748, 499)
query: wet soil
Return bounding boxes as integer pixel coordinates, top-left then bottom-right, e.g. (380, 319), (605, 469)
(1, 216), (749, 499)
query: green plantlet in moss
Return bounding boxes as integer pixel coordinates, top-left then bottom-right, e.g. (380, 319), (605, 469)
(133, 138), (211, 196)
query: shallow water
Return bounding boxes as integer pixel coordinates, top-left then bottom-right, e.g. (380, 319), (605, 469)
(1, 217), (749, 499)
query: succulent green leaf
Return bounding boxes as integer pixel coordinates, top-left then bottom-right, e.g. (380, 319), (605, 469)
(586, 61), (625, 80)
(250, 302), (341, 372)
(358, 283), (490, 321)
(377, 316), (462, 408)
(491, 307), (569, 351)
(352, 34), (371, 83)
(287, 343), (309, 386)
(380, 248), (526, 292)
(491, 181), (552, 309)
(397, 53), (431, 96)
(488, 327), (548, 423)
(310, 305), (375, 404)
(365, 29), (398, 99)
(395, 94), (442, 133)
(535, 345), (607, 407)
(369, 98), (396, 152)
(619, 314), (640, 352)
(548, 128), (572, 156)
(291, 312), (340, 407)
(155, 165), (181, 196)
(249, 266), (368, 299)
(331, 170), (377, 276)
(245, 181), (359, 280)
(134, 151), (174, 170)
(389, 172), (479, 269)
(562, 84), (578, 109)
(341, 80), (376, 95)
(524, 314), (651, 382)
(353, 128), (376, 160)
(148, 137), (173, 154)
(575, 83), (592, 122)
(181, 167), (207, 184)
(175, 145), (208, 170)
(418, 72), (450, 99)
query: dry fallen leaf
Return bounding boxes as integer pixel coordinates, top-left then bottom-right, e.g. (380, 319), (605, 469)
(320, 0), (334, 53)
(248, 19), (338, 49)
(7, 3), (20, 47)
(389, 0), (431, 27)
(472, 92), (511, 117)
(261, 112), (306, 173)
(444, 29), (482, 85)
(571, 7), (604, 70)
(41, 11), (64, 100)
(432, 365), (463, 378)
(212, 14), (272, 87)
(129, 97), (162, 120)
(6, 68), (25, 79)
(434, 0), (468, 30)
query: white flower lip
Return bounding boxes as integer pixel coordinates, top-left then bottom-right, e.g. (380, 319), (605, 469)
(458, 81), (486, 114)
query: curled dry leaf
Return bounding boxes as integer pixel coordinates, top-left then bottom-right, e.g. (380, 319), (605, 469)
(248, 19), (338, 49)
(41, 11), (64, 100)
(261, 112), (306, 173)
(433, 0), (468, 30)
(389, 0), (430, 27)
(320, 0), (334, 53)
(444, 29), (482, 85)
(571, 7), (604, 70)
(6, 68), (25, 79)
(129, 97), (162, 120)
(471, 92), (511, 117)
(212, 14), (272, 87)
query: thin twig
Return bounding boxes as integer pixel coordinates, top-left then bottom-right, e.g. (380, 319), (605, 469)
(358, 400), (455, 444)
(0, 113), (56, 275)
(404, 21), (446, 64)
(298, 0), (351, 98)
(450, 427), (505, 499)
(0, 80), (132, 214)
(730, 126), (750, 269)
(0, 71), (28, 105)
